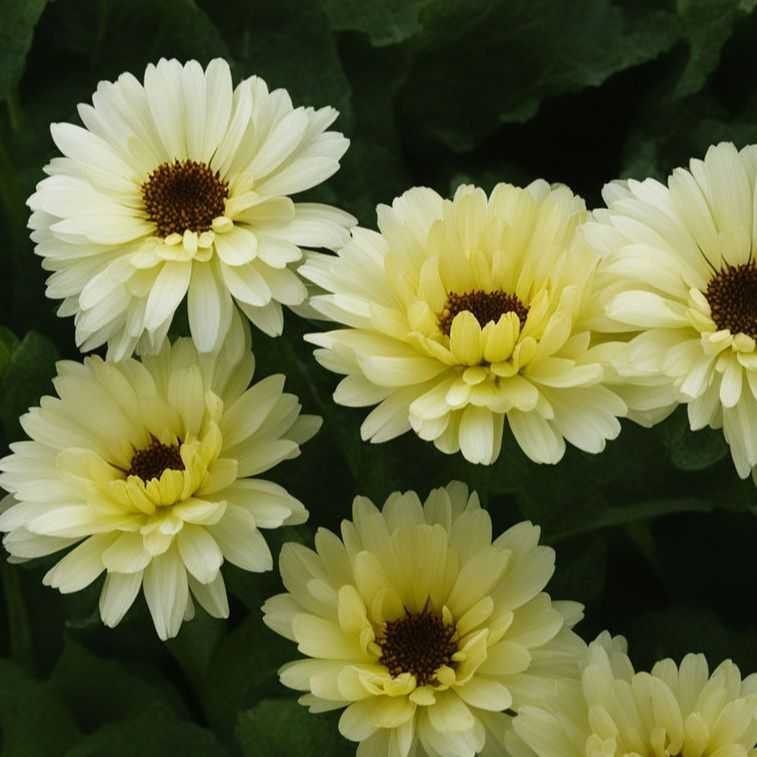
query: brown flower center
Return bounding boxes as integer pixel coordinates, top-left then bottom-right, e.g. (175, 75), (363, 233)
(378, 608), (457, 686)
(438, 289), (529, 336)
(127, 438), (184, 482)
(141, 159), (229, 238)
(705, 261), (757, 340)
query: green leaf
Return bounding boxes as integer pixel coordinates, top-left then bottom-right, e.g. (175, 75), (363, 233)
(322, 0), (425, 46)
(621, 95), (757, 182)
(202, 610), (293, 739)
(237, 698), (352, 757)
(0, 658), (79, 756)
(43, 0), (229, 74)
(0, 562), (33, 669)
(0, 0), (47, 102)
(0, 327), (18, 379)
(630, 606), (757, 671)
(67, 704), (228, 757)
(203, 0), (351, 120)
(550, 536), (608, 605)
(548, 497), (715, 542)
(659, 407), (729, 471)
(0, 330), (58, 442)
(166, 609), (226, 710)
(403, 0), (680, 151)
(314, 37), (412, 223)
(50, 636), (186, 731)
(671, 0), (756, 99)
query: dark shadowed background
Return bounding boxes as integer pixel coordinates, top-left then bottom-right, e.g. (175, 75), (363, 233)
(1, 0), (756, 754)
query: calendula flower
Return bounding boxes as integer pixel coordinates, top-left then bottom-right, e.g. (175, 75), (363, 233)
(28, 57), (354, 360)
(263, 481), (585, 757)
(300, 182), (627, 465)
(585, 141), (757, 480)
(0, 315), (320, 640)
(508, 632), (757, 757)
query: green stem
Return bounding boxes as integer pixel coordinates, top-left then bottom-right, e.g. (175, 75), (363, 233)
(0, 131), (25, 250)
(1, 561), (34, 670)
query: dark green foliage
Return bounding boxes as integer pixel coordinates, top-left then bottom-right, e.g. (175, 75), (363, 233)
(1, 0), (756, 754)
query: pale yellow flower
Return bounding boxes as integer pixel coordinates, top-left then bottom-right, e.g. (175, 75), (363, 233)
(28, 57), (354, 359)
(0, 315), (320, 639)
(263, 482), (585, 757)
(509, 632), (757, 757)
(586, 141), (757, 480)
(301, 182), (627, 466)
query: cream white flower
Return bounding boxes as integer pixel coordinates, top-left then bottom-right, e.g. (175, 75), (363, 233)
(0, 315), (320, 640)
(585, 142), (757, 479)
(508, 632), (757, 757)
(28, 57), (355, 360)
(263, 481), (586, 757)
(300, 182), (627, 466)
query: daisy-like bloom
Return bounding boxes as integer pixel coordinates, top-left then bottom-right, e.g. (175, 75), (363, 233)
(28, 57), (354, 360)
(0, 315), (320, 640)
(300, 182), (627, 465)
(585, 142), (757, 479)
(263, 481), (586, 757)
(507, 632), (757, 757)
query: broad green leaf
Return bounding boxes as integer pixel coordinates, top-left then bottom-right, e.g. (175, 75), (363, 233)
(672, 0), (756, 99)
(67, 704), (227, 757)
(0, 658), (79, 756)
(0, 0), (47, 102)
(51, 636), (186, 731)
(167, 610), (226, 694)
(322, 0), (425, 46)
(550, 536), (608, 605)
(203, 610), (293, 738)
(202, 0), (352, 121)
(0, 562), (33, 669)
(621, 96), (757, 182)
(630, 606), (757, 671)
(548, 497), (715, 542)
(403, 0), (680, 151)
(659, 407), (729, 471)
(0, 330), (58, 442)
(314, 38), (412, 223)
(42, 0), (229, 74)
(237, 698), (352, 757)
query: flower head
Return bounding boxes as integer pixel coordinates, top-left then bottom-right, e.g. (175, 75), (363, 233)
(0, 315), (320, 639)
(28, 57), (355, 360)
(508, 633), (757, 757)
(263, 482), (585, 757)
(585, 142), (757, 479)
(301, 182), (627, 465)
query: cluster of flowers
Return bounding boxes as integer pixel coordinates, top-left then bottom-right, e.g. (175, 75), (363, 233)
(1, 58), (756, 756)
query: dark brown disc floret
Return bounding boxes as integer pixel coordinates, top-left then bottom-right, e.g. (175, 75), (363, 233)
(127, 438), (185, 482)
(141, 159), (229, 238)
(705, 261), (757, 340)
(438, 289), (529, 336)
(378, 608), (457, 686)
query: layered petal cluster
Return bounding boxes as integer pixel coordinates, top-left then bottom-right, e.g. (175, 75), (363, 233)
(28, 57), (354, 360)
(508, 633), (757, 757)
(263, 482), (585, 757)
(585, 142), (757, 479)
(301, 182), (627, 465)
(0, 316), (320, 639)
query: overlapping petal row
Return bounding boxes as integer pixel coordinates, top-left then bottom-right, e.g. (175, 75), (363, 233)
(29, 57), (355, 360)
(263, 481), (586, 757)
(586, 142), (757, 480)
(0, 315), (320, 639)
(508, 632), (757, 757)
(301, 182), (628, 466)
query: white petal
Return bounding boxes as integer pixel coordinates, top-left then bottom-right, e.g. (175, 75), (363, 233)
(99, 571), (143, 627)
(142, 545), (189, 640)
